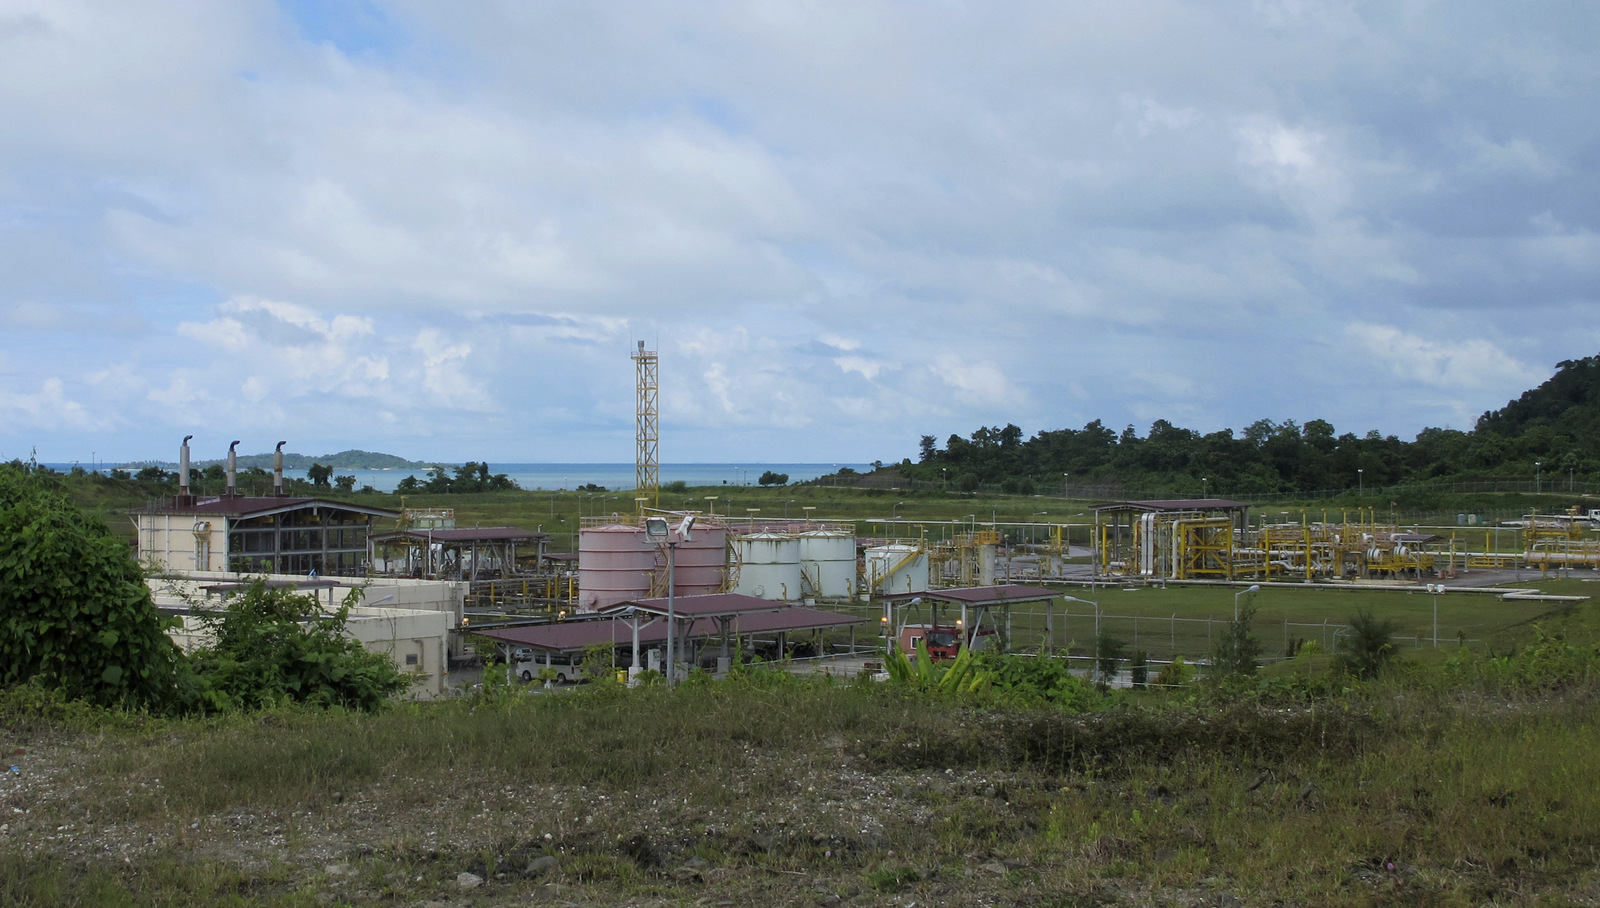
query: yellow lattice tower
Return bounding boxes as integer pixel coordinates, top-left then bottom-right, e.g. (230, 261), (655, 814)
(632, 341), (659, 507)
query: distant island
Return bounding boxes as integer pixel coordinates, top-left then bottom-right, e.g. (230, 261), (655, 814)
(124, 449), (441, 471)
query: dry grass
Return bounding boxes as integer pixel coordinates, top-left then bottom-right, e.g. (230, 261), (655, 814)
(7, 652), (1600, 906)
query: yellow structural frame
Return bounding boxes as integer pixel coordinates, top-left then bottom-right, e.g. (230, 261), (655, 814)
(631, 342), (659, 507)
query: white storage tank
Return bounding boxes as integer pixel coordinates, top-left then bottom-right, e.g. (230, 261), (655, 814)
(799, 530), (857, 601)
(734, 533), (803, 602)
(865, 544), (929, 595)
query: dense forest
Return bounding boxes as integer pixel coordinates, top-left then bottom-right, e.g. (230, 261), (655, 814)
(892, 354), (1600, 497)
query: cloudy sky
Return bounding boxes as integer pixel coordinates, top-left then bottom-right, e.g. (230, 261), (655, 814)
(2, 1), (1596, 466)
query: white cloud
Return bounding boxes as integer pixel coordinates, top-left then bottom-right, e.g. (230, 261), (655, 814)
(2, 2), (1597, 461)
(0, 377), (97, 431)
(1346, 324), (1544, 391)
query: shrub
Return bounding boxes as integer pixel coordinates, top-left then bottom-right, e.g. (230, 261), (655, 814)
(1152, 655), (1193, 687)
(1334, 609), (1401, 680)
(1209, 601), (1262, 678)
(0, 465), (189, 710)
(188, 579), (408, 711)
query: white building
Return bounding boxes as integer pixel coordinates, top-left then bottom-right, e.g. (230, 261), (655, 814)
(149, 573), (460, 700)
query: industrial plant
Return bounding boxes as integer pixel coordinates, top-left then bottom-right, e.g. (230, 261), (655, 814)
(126, 346), (1600, 692)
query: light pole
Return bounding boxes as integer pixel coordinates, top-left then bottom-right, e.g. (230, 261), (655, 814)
(1062, 594), (1101, 642)
(645, 515), (696, 685)
(1063, 473), (1069, 499)
(1201, 477), (1208, 498)
(1357, 469), (1363, 497)
(893, 500), (905, 519)
(1427, 583), (1444, 647)
(785, 499), (796, 518)
(1535, 461), (1542, 495)
(1234, 584), (1260, 621)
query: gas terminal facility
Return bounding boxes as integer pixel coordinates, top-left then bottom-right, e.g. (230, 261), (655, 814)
(129, 343), (1600, 683)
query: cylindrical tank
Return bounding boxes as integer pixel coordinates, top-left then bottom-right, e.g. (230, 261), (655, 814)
(734, 533), (803, 601)
(578, 525), (657, 612)
(798, 530), (857, 601)
(865, 544), (929, 595)
(671, 524), (728, 597)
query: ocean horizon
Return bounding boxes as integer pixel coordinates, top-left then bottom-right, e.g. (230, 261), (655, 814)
(50, 462), (873, 494)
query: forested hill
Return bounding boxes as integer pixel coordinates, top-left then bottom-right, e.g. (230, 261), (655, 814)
(190, 450), (437, 470)
(1477, 355), (1600, 451)
(892, 354), (1600, 497)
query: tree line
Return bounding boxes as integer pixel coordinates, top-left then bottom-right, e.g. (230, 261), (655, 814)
(898, 354), (1600, 497)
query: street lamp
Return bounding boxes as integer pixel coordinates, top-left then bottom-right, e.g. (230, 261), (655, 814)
(1357, 469), (1363, 497)
(1427, 583), (1444, 647)
(785, 499), (796, 518)
(645, 515), (696, 685)
(1063, 473), (1069, 499)
(1233, 584), (1260, 621)
(1061, 594), (1101, 641)
(893, 500), (906, 518)
(1201, 477), (1209, 498)
(1535, 461), (1542, 495)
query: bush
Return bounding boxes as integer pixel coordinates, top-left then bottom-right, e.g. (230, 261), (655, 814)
(1152, 655), (1194, 687)
(1445, 627), (1600, 692)
(188, 579), (408, 711)
(1209, 601), (1262, 678)
(975, 652), (1097, 711)
(1334, 609), (1401, 680)
(0, 466), (189, 710)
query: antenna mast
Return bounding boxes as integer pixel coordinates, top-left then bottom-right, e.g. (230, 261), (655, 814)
(632, 341), (659, 507)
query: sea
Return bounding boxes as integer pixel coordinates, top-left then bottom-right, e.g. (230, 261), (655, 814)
(60, 462), (871, 494)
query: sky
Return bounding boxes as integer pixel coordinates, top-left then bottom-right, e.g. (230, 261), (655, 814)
(2, 1), (1597, 466)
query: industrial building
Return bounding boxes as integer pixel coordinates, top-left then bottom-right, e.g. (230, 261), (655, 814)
(130, 438), (397, 576)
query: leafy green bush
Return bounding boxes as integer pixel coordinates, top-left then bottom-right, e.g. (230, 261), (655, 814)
(1152, 655), (1193, 687)
(0, 465), (189, 710)
(1445, 627), (1600, 692)
(188, 579), (408, 711)
(975, 652), (1097, 711)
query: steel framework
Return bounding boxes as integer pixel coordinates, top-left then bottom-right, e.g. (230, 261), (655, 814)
(632, 341), (659, 506)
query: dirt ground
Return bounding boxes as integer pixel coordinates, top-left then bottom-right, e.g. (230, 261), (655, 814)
(0, 728), (1154, 907)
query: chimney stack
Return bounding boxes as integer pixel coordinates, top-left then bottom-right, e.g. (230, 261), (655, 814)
(273, 441), (287, 497)
(178, 435), (193, 505)
(226, 440), (240, 496)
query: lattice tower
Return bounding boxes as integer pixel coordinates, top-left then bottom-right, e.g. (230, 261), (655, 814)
(632, 341), (659, 506)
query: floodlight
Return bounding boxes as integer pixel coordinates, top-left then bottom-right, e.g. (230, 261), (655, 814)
(644, 516), (669, 540)
(677, 514), (697, 542)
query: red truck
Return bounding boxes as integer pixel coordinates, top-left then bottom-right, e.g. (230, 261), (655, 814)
(898, 624), (997, 661)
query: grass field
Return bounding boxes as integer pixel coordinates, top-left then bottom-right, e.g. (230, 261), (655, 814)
(9, 474), (1599, 903)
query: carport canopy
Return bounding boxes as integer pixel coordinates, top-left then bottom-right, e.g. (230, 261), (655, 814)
(473, 604), (865, 658)
(881, 584), (1061, 606)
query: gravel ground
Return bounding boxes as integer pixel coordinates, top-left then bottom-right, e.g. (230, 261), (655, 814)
(0, 727), (1138, 907)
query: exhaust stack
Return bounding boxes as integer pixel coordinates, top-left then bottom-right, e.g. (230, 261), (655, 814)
(273, 441), (287, 497)
(225, 440), (240, 496)
(178, 435), (193, 504)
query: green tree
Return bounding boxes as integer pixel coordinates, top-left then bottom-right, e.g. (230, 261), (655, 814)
(0, 466), (189, 709)
(333, 475), (356, 492)
(306, 462), (333, 487)
(758, 471), (789, 486)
